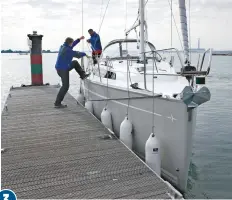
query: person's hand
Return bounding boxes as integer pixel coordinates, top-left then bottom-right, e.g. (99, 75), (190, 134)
(86, 39), (90, 43)
(79, 36), (85, 40)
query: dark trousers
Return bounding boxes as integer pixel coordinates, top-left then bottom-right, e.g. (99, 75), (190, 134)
(55, 60), (85, 105)
(92, 51), (102, 65)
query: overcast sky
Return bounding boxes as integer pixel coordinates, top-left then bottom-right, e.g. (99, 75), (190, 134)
(1, 0), (232, 51)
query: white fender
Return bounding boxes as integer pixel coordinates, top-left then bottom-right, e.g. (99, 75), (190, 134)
(85, 100), (93, 113)
(101, 107), (113, 131)
(77, 91), (85, 106)
(145, 133), (161, 176)
(120, 117), (133, 149)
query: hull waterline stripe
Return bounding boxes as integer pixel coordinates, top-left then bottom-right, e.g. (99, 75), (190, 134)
(86, 95), (162, 102)
(86, 87), (163, 117)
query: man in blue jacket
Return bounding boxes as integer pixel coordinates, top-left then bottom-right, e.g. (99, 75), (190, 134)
(54, 36), (90, 108)
(87, 29), (102, 65)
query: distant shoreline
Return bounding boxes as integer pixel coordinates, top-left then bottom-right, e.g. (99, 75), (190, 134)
(1, 52), (232, 56)
(1, 52), (58, 54)
(212, 54), (232, 56)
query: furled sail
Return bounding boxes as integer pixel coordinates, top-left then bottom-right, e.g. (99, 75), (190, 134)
(178, 0), (189, 63)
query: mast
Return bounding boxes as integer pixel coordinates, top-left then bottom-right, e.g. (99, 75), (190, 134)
(81, 0), (84, 69)
(178, 0), (189, 64)
(139, 0), (145, 62)
(81, 0), (84, 52)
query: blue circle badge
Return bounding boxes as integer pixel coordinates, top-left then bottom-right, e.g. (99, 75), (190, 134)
(0, 189), (17, 200)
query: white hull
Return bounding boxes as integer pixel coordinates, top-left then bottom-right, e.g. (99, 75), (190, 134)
(83, 79), (197, 192)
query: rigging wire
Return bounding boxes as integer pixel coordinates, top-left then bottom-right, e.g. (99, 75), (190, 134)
(167, 0), (184, 53)
(85, 95), (162, 102)
(80, 0), (84, 96)
(108, 1), (140, 59)
(171, 0), (172, 49)
(86, 0), (110, 59)
(145, 0), (149, 6)
(105, 57), (109, 107)
(90, 0), (148, 93)
(89, 0), (111, 74)
(98, 0), (111, 34)
(170, 0), (173, 66)
(81, 0), (84, 52)
(120, 0), (150, 58)
(99, 0), (104, 29)
(85, 47), (95, 100)
(126, 36), (130, 117)
(125, 0), (128, 32)
(144, 0), (149, 51)
(125, 31), (133, 117)
(151, 52), (156, 134)
(125, 0), (133, 88)
(111, 2), (141, 58)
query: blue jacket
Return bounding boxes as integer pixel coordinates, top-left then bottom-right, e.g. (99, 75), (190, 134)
(55, 39), (86, 70)
(88, 32), (102, 52)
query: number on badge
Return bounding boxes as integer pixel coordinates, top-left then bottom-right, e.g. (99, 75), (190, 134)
(3, 193), (9, 200)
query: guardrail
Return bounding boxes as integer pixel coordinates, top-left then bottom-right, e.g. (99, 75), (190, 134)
(87, 47), (213, 90)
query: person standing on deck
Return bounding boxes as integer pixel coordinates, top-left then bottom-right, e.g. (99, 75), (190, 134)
(54, 36), (91, 108)
(87, 29), (102, 65)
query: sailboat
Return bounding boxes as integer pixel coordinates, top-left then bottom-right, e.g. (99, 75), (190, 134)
(81, 0), (212, 193)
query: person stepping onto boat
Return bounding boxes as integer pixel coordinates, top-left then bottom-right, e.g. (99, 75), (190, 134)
(54, 36), (91, 108)
(87, 29), (102, 65)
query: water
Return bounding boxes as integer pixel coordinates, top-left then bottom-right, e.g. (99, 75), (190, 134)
(186, 55), (232, 199)
(1, 53), (232, 198)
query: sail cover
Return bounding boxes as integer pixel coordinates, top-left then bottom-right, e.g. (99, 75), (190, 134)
(178, 0), (189, 63)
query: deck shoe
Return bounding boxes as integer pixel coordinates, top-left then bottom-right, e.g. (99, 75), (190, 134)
(54, 103), (67, 108)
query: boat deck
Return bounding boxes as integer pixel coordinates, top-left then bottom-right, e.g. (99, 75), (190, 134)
(1, 85), (180, 199)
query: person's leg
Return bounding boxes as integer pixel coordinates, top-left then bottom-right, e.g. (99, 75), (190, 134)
(93, 51), (102, 65)
(97, 52), (102, 60)
(92, 52), (98, 65)
(54, 70), (69, 107)
(70, 60), (90, 79)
